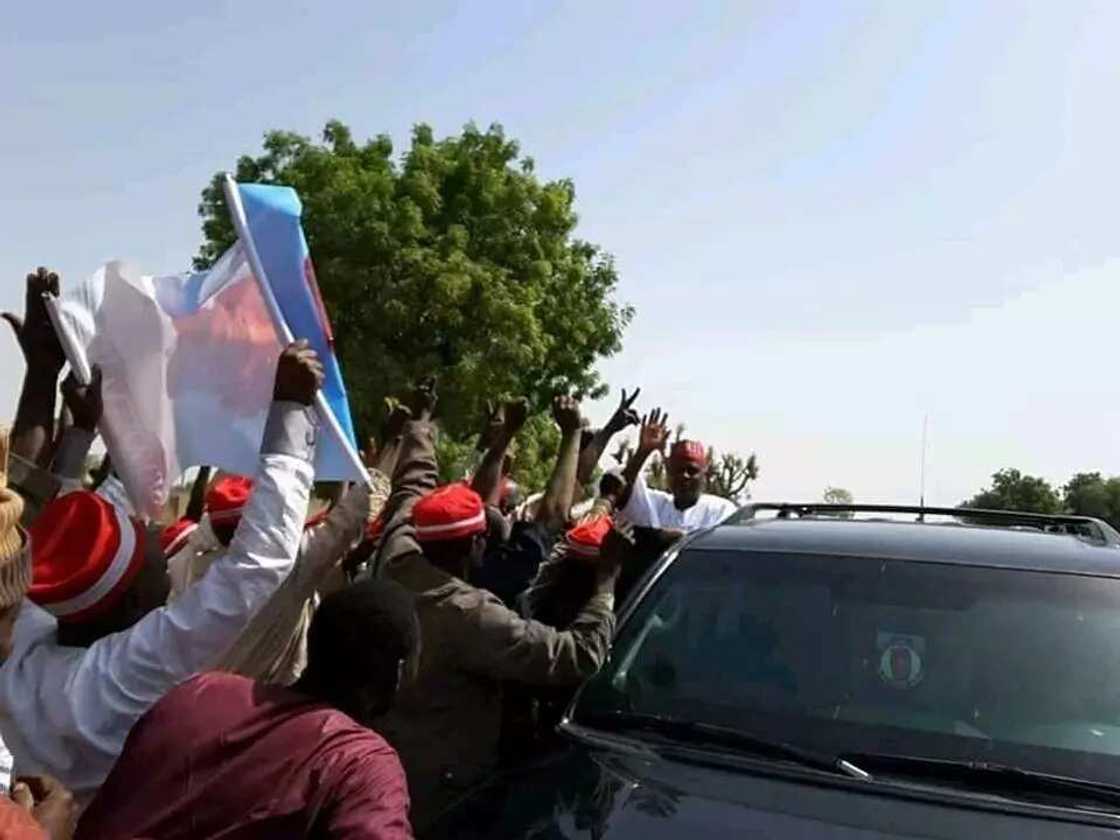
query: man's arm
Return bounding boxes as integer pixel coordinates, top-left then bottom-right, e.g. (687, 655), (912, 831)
(470, 399), (526, 507)
(71, 344), (322, 713)
(534, 396), (584, 532)
(459, 553), (620, 686)
(369, 402), (413, 478)
(6, 269), (67, 469)
(370, 380), (439, 577)
(50, 368), (102, 492)
(576, 387), (640, 487)
(297, 469), (389, 589)
(520, 514), (627, 625)
(618, 408), (671, 527)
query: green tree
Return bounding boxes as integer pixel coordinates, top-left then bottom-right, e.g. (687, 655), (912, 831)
(197, 120), (632, 481)
(1063, 472), (1120, 528)
(962, 468), (1061, 514)
(1063, 472), (1111, 520)
(822, 486), (854, 518)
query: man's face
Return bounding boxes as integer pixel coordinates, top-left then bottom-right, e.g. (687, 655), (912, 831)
(667, 458), (706, 509)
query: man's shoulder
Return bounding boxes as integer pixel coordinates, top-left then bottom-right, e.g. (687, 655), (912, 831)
(150, 672), (253, 713)
(701, 494), (739, 514)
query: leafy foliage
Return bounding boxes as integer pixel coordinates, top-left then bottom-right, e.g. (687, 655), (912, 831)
(961, 468), (1062, 514)
(1062, 472), (1120, 529)
(433, 412), (561, 491)
(822, 486), (854, 518)
(197, 120), (632, 483)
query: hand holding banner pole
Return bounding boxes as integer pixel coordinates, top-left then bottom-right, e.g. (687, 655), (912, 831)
(43, 293), (92, 386)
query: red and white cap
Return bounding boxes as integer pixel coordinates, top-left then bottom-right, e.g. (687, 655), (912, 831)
(159, 516), (198, 558)
(28, 491), (146, 622)
(565, 516), (613, 560)
(207, 475), (254, 525)
(412, 483), (486, 543)
(668, 439), (708, 468)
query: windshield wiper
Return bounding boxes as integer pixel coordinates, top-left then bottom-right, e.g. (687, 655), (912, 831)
(578, 710), (871, 780)
(846, 752), (1120, 811)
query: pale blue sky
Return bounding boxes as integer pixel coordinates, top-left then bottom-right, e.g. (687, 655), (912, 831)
(3, 1), (1118, 505)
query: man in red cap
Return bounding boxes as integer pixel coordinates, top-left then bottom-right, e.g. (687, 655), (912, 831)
(0, 341), (325, 803)
(162, 473), (254, 599)
(620, 408), (737, 533)
(160, 464), (387, 686)
(371, 384), (617, 830)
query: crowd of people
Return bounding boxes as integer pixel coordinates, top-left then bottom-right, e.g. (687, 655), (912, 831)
(0, 268), (738, 839)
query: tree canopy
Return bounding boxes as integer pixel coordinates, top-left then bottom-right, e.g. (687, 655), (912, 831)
(197, 120), (633, 470)
(823, 486), (854, 505)
(822, 486), (854, 518)
(962, 468), (1061, 514)
(1062, 472), (1120, 528)
(960, 467), (1120, 530)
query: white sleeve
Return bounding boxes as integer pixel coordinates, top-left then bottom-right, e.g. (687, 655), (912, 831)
(71, 401), (317, 728)
(620, 472), (667, 528)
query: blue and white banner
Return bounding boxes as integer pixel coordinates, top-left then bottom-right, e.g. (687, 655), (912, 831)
(55, 178), (366, 519)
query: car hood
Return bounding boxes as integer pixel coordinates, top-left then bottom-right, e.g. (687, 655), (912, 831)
(425, 737), (1120, 839)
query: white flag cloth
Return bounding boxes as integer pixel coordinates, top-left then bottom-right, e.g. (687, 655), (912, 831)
(54, 180), (366, 519)
(57, 243), (353, 519)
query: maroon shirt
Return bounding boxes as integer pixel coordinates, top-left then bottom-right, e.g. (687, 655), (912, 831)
(77, 672), (412, 839)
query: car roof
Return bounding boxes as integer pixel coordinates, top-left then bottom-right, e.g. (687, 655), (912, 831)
(688, 516), (1120, 577)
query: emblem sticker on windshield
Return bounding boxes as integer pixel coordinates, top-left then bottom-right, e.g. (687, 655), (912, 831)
(877, 632), (925, 690)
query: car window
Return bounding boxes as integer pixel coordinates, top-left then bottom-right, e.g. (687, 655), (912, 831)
(576, 550), (1120, 785)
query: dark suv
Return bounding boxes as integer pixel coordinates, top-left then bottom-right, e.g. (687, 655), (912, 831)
(427, 504), (1120, 838)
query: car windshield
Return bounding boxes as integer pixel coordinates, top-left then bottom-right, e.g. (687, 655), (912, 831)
(575, 549), (1120, 788)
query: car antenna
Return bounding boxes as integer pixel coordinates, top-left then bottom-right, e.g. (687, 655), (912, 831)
(918, 413), (928, 522)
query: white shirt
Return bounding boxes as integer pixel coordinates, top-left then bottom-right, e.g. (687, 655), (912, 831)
(0, 402), (317, 800)
(621, 474), (737, 532)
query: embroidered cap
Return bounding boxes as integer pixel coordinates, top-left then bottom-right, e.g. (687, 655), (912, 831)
(412, 483), (486, 543)
(668, 440), (708, 468)
(28, 491), (146, 622)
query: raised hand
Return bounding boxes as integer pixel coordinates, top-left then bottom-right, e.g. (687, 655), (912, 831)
(637, 407), (670, 455)
(381, 398), (412, 441)
(3, 267), (66, 374)
(61, 364), (103, 432)
(596, 521), (635, 585)
(407, 377), (438, 422)
(476, 400), (505, 452)
(605, 387), (641, 434)
(502, 397), (530, 437)
(551, 394), (583, 434)
(273, 340), (325, 405)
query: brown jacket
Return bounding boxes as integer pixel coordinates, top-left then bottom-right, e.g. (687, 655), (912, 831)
(373, 421), (615, 829)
